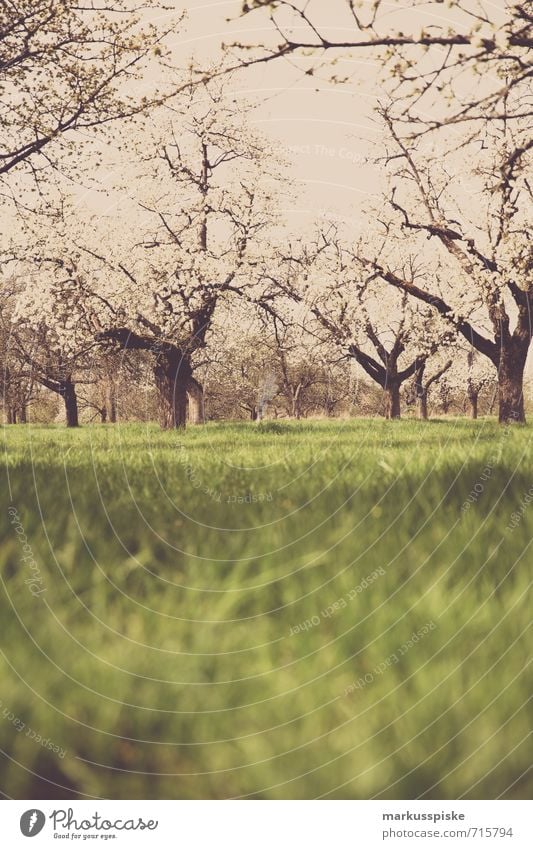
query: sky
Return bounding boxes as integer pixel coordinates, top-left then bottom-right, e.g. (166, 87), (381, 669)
(149, 1), (508, 235)
(67, 0), (508, 244)
(68, 0), (388, 251)
(167, 0), (387, 232)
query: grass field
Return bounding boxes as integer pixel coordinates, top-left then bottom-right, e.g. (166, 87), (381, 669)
(0, 419), (531, 800)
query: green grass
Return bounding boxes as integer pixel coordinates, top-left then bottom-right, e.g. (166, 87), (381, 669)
(0, 419), (531, 799)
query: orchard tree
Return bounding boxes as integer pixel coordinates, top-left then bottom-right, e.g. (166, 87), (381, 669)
(0, 284), (35, 422)
(356, 113), (532, 423)
(411, 353), (453, 420)
(464, 348), (496, 419)
(304, 360), (354, 418)
(76, 349), (144, 424)
(203, 317), (353, 420)
(437, 347), (496, 419)
(71, 80), (283, 428)
(200, 334), (276, 421)
(8, 265), (99, 426)
(184, 307), (251, 420)
(266, 234), (451, 418)
(0, 1), (182, 207)
(256, 304), (338, 419)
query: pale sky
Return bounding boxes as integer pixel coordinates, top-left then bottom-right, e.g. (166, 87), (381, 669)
(170, 0), (386, 230)
(160, 1), (507, 233)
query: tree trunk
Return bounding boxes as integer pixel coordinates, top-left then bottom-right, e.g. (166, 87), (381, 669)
(187, 377), (205, 425)
(291, 384), (303, 419)
(498, 343), (527, 424)
(413, 360), (428, 421)
(417, 390), (428, 421)
(105, 378), (117, 423)
(200, 142), (209, 251)
(488, 385), (498, 416)
(19, 404), (27, 424)
(61, 379), (79, 428)
(154, 348), (191, 429)
(469, 391), (479, 420)
(384, 384), (401, 419)
(100, 406), (108, 424)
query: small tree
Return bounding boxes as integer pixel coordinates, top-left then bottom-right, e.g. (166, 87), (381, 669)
(434, 347), (495, 419)
(411, 355), (453, 421)
(7, 262), (99, 426)
(266, 234), (450, 419)
(465, 350), (495, 419)
(257, 308), (337, 419)
(0, 285), (35, 422)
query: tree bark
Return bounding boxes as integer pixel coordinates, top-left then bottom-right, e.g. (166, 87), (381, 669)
(385, 384), (401, 419)
(417, 390), (428, 421)
(19, 404), (27, 424)
(186, 377), (205, 425)
(154, 348), (191, 429)
(498, 343), (527, 424)
(61, 378), (79, 428)
(105, 378), (117, 423)
(348, 343), (422, 421)
(488, 385), (497, 415)
(291, 384), (303, 419)
(200, 142), (209, 251)
(468, 391), (479, 420)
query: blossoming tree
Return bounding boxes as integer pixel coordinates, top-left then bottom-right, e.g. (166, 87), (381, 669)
(66, 81), (283, 428)
(263, 233), (452, 419)
(356, 113), (532, 423)
(7, 260), (101, 426)
(0, 0), (181, 201)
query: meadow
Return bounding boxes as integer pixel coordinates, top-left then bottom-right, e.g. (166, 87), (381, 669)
(0, 419), (531, 799)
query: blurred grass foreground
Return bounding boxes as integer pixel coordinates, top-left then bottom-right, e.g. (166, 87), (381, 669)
(0, 419), (531, 799)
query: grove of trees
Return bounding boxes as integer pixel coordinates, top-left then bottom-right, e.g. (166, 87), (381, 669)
(1, 1), (531, 428)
